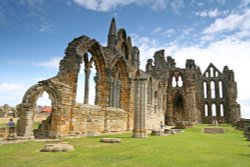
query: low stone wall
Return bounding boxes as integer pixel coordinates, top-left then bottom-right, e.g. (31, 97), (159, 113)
(234, 119), (250, 131)
(146, 106), (163, 131)
(0, 127), (7, 139)
(71, 104), (128, 135)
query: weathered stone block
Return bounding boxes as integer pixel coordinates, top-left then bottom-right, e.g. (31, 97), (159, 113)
(40, 142), (74, 152)
(100, 138), (121, 143)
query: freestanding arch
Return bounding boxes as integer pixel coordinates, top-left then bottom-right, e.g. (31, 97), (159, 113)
(17, 80), (61, 138)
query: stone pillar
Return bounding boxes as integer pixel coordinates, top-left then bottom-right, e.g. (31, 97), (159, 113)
(16, 103), (34, 138)
(132, 78), (148, 138)
(94, 74), (98, 105)
(49, 106), (61, 138)
(84, 68), (91, 104)
(115, 80), (121, 108)
(109, 78), (114, 107)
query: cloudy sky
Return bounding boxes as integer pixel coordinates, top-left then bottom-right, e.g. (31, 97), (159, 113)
(0, 0), (250, 118)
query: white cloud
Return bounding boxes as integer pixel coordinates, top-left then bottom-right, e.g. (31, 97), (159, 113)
(153, 27), (162, 34)
(195, 8), (229, 18)
(0, 83), (29, 106)
(200, 35), (214, 41)
(203, 9), (250, 34)
(169, 0), (184, 14)
(34, 57), (62, 69)
(0, 0), (54, 33)
(73, 0), (184, 12)
(240, 0), (250, 8)
(161, 29), (175, 36)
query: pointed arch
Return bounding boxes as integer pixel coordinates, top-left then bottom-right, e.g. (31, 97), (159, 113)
(18, 80), (62, 138)
(220, 104), (224, 116)
(210, 80), (216, 98)
(109, 57), (129, 109)
(204, 104), (208, 116)
(177, 76), (183, 87)
(203, 81), (208, 98)
(59, 35), (107, 106)
(212, 103), (216, 116)
(218, 80), (223, 98)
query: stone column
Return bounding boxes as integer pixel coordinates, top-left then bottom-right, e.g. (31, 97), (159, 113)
(84, 68), (91, 104)
(109, 78), (114, 107)
(94, 74), (98, 105)
(16, 103), (34, 138)
(132, 78), (148, 138)
(115, 80), (121, 108)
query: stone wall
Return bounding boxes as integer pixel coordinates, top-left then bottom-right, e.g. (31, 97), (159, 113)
(71, 104), (127, 135)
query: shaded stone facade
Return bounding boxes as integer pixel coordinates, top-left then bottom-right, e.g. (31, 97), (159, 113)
(17, 19), (241, 138)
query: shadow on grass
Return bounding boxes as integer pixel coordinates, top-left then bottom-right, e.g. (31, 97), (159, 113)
(238, 153), (250, 158)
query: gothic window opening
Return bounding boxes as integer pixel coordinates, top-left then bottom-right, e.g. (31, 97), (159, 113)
(219, 80), (223, 98)
(215, 71), (219, 77)
(88, 67), (97, 105)
(76, 52), (97, 105)
(109, 70), (122, 108)
(172, 76), (177, 87)
(212, 103), (216, 116)
(210, 67), (214, 77)
(203, 82), (208, 98)
(177, 76), (183, 87)
(220, 104), (224, 116)
(204, 104), (208, 116)
(172, 75), (183, 87)
(76, 64), (84, 103)
(205, 72), (209, 77)
(210, 81), (216, 99)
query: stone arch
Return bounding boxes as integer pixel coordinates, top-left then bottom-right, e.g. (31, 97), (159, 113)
(22, 82), (60, 105)
(173, 93), (185, 121)
(59, 35), (107, 106)
(166, 89), (186, 125)
(110, 57), (130, 110)
(17, 80), (61, 138)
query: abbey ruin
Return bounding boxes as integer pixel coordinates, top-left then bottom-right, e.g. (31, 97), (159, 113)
(16, 18), (241, 138)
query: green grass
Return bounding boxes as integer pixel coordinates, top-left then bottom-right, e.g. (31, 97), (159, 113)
(0, 125), (249, 167)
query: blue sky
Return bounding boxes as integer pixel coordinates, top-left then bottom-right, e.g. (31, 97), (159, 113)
(0, 0), (250, 118)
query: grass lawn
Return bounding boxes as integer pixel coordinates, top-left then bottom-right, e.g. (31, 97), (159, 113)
(0, 125), (249, 167)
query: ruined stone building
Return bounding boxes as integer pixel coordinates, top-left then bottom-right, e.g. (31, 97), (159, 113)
(16, 18), (241, 138)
